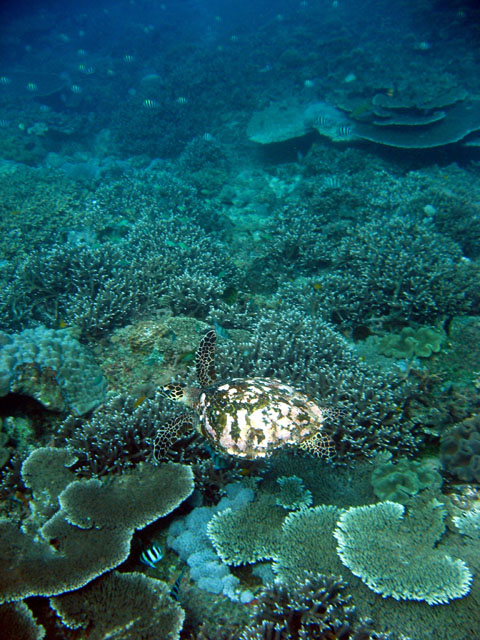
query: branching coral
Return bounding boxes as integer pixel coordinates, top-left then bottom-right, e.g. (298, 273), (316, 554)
(240, 571), (384, 640)
(58, 391), (191, 476)
(317, 215), (480, 327)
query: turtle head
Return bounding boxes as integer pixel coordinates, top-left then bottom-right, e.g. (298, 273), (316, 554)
(160, 382), (201, 409)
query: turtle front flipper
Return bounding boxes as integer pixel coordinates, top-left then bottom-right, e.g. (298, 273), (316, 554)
(196, 330), (217, 388)
(153, 413), (196, 462)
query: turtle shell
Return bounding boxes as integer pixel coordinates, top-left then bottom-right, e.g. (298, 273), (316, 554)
(197, 377), (327, 459)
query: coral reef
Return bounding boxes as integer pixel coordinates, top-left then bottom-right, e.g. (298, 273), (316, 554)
(0, 207), (238, 336)
(0, 326), (106, 415)
(370, 452), (443, 502)
(440, 414), (480, 483)
(317, 216), (480, 327)
(216, 304), (419, 459)
(247, 93), (480, 149)
(334, 500), (472, 605)
(58, 391), (189, 476)
(240, 572), (377, 640)
(50, 571), (184, 640)
(167, 483), (256, 602)
(2, 3), (480, 639)
(0, 242), (145, 336)
(0, 447), (193, 603)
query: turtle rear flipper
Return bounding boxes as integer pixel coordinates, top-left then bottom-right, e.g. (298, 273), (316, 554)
(299, 431), (335, 458)
(196, 329), (217, 388)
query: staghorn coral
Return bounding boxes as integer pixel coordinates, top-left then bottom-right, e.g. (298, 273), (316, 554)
(334, 500), (472, 605)
(125, 212), (239, 321)
(0, 447), (194, 603)
(58, 391), (193, 477)
(240, 571), (384, 640)
(0, 204), (239, 335)
(50, 570), (184, 640)
(0, 241), (143, 336)
(316, 215), (480, 327)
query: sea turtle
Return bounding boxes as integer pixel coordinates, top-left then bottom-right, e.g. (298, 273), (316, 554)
(155, 330), (334, 460)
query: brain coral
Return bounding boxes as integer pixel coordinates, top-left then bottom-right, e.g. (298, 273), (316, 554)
(0, 326), (106, 415)
(334, 500), (472, 605)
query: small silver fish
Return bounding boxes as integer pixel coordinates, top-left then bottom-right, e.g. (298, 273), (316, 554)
(336, 125), (352, 138)
(143, 98), (159, 108)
